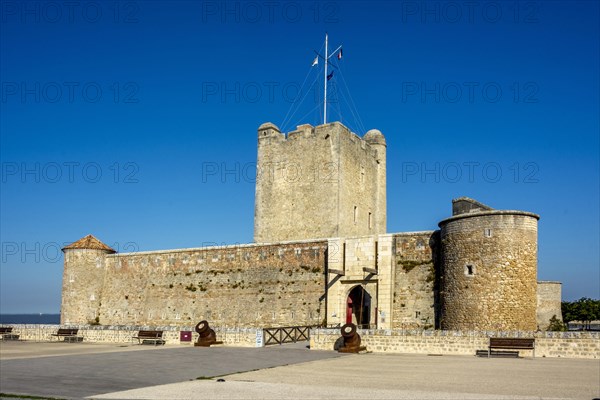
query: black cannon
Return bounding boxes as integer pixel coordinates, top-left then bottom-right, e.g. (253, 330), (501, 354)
(194, 320), (223, 347)
(337, 323), (366, 353)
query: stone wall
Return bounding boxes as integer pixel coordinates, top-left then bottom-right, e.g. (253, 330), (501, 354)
(537, 281), (563, 330)
(254, 122), (385, 243)
(392, 232), (438, 329)
(61, 248), (112, 325)
(310, 328), (600, 359)
(326, 235), (394, 328)
(439, 211), (539, 331)
(62, 240), (327, 328)
(2, 324), (260, 347)
(337, 127), (386, 238)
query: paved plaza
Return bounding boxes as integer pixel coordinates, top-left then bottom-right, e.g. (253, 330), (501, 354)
(1, 341), (598, 399)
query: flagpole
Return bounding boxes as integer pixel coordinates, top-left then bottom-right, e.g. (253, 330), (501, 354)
(323, 33), (328, 125)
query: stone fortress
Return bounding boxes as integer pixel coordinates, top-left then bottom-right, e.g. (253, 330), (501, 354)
(60, 121), (563, 332)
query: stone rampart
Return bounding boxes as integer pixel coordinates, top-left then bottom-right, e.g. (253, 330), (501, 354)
(62, 240), (328, 327)
(392, 231), (438, 329)
(5, 324), (260, 347)
(310, 328), (599, 359)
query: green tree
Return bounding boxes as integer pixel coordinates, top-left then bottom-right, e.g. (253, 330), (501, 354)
(561, 298), (600, 330)
(546, 315), (566, 331)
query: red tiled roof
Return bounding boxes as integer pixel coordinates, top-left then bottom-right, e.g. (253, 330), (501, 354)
(62, 234), (116, 253)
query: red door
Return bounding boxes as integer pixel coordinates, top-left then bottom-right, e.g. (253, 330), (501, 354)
(346, 297), (353, 324)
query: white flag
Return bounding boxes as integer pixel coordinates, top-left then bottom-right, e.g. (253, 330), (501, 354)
(312, 56), (318, 66)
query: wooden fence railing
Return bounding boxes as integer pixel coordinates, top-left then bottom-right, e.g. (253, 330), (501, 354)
(263, 325), (312, 346)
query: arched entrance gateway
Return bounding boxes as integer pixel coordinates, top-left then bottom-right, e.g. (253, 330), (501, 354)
(346, 285), (372, 328)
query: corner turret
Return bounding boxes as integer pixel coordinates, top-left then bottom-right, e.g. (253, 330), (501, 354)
(60, 235), (115, 325)
(438, 199), (540, 331)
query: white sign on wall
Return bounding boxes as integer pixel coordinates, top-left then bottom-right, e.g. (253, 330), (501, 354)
(255, 330), (264, 347)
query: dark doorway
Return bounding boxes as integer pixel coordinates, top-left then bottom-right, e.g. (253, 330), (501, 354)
(346, 286), (371, 328)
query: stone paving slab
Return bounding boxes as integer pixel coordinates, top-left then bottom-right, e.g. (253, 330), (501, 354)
(0, 341), (342, 399)
(2, 341), (599, 400)
(91, 380), (559, 400)
(95, 352), (600, 400)
(0, 341), (164, 360)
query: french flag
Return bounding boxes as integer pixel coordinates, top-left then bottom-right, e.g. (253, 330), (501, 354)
(337, 48), (343, 60)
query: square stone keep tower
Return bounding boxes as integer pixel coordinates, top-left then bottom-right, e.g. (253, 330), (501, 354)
(254, 121), (386, 243)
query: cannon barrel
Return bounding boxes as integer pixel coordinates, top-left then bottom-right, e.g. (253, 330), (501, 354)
(194, 320), (223, 347)
(338, 323), (366, 353)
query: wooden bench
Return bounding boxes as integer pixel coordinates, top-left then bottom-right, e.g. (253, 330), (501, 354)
(133, 330), (164, 345)
(488, 338), (535, 358)
(52, 328), (82, 342)
(0, 326), (19, 340)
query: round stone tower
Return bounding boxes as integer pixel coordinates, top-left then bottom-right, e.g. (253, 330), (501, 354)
(363, 129), (387, 234)
(61, 234), (115, 325)
(438, 198), (539, 331)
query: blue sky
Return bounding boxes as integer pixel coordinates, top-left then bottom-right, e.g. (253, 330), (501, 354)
(1, 1), (598, 313)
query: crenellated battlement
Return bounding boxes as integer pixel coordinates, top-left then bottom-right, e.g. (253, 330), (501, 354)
(59, 120), (561, 333)
(254, 121), (386, 243)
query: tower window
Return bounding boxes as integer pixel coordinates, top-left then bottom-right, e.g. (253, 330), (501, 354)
(353, 206), (358, 223)
(465, 264), (475, 276)
(484, 228), (492, 237)
(368, 212), (372, 229)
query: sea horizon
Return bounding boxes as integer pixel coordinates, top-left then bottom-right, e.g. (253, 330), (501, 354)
(0, 313), (61, 324)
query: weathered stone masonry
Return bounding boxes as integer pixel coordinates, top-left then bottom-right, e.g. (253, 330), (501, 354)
(439, 203), (540, 331)
(62, 239), (327, 327)
(254, 122), (386, 243)
(60, 122), (563, 332)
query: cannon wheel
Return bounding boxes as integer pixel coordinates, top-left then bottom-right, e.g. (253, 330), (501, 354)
(341, 323), (356, 338)
(195, 320), (209, 334)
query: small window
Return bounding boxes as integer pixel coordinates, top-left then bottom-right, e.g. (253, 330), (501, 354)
(484, 228), (492, 238)
(368, 212), (372, 229)
(465, 264), (475, 276)
(353, 206), (358, 223)
(415, 311), (420, 318)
